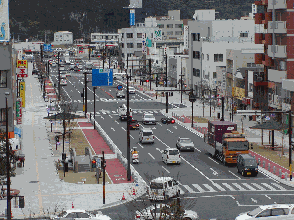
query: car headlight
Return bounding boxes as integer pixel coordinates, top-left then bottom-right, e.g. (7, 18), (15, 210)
(245, 168), (249, 170)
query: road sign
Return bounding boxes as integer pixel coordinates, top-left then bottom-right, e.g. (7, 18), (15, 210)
(117, 85), (123, 90)
(17, 73), (28, 78)
(96, 158), (101, 168)
(92, 69), (113, 86)
(17, 60), (28, 68)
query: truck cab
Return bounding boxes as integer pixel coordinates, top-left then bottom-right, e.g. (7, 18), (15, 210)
(117, 104), (132, 121)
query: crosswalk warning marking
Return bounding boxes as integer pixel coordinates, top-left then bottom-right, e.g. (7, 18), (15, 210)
(179, 187), (185, 194)
(232, 183), (247, 191)
(252, 183), (266, 191)
(241, 183), (256, 191)
(222, 183), (236, 191)
(182, 185), (196, 193)
(270, 183), (286, 191)
(261, 183), (277, 191)
(203, 184), (216, 192)
(192, 184), (205, 193)
(138, 110), (143, 113)
(211, 182), (226, 191)
(154, 111), (159, 114)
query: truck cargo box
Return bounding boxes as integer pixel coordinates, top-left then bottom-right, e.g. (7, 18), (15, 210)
(207, 121), (237, 146)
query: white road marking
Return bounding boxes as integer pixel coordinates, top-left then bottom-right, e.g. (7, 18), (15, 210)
(130, 135), (134, 140)
(251, 198), (258, 203)
(203, 184), (216, 192)
(158, 123), (162, 126)
(222, 183), (236, 191)
(261, 183), (277, 191)
(115, 120), (119, 124)
(270, 183), (286, 191)
(148, 153), (155, 160)
(138, 143), (144, 149)
(192, 184), (205, 193)
(109, 115), (113, 118)
(173, 126), (177, 129)
(265, 195), (271, 199)
(211, 182), (226, 191)
(210, 168), (218, 175)
(111, 127), (115, 131)
(162, 166), (170, 174)
(167, 129), (173, 133)
(182, 185), (196, 193)
(231, 183), (246, 191)
(121, 127), (126, 131)
(208, 157), (219, 164)
(251, 183), (266, 191)
(194, 147), (201, 152)
(241, 183), (256, 191)
(228, 170), (241, 179)
(154, 136), (170, 148)
(156, 148), (162, 153)
(181, 157), (212, 182)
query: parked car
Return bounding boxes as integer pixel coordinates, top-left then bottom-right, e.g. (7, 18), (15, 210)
(176, 137), (195, 152)
(51, 209), (112, 219)
(135, 203), (199, 220)
(235, 204), (294, 220)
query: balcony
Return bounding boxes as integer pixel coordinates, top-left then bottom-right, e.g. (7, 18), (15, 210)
(268, 0), (286, 9)
(267, 45), (287, 58)
(268, 21), (286, 33)
(268, 69), (286, 83)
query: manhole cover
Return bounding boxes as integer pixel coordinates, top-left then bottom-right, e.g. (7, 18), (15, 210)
(29, 181), (39, 183)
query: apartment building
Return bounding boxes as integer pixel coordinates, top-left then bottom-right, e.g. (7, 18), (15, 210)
(188, 9), (264, 97)
(53, 31), (73, 45)
(90, 33), (119, 47)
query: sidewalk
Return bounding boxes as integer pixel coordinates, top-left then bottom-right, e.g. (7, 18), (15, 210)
(129, 77), (294, 187)
(0, 68), (144, 219)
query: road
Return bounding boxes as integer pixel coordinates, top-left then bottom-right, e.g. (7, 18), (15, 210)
(46, 55), (294, 219)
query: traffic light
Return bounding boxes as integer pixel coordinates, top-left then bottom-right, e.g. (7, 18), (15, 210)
(101, 159), (106, 169)
(92, 159), (96, 168)
(64, 162), (69, 172)
(55, 136), (59, 143)
(19, 196), (25, 208)
(81, 92), (84, 98)
(146, 80), (149, 82)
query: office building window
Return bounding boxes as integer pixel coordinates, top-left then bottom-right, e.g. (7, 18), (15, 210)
(137, 33), (142, 38)
(137, 43), (142, 48)
(192, 33), (200, 41)
(193, 68), (200, 77)
(127, 43), (134, 48)
(127, 33), (133, 38)
(0, 108), (6, 126)
(0, 71), (7, 88)
(121, 43), (124, 48)
(158, 24), (164, 28)
(207, 54), (209, 61)
(175, 31), (182, 35)
(193, 51), (200, 59)
(122, 53), (124, 58)
(175, 24), (182, 28)
(167, 31), (173, 35)
(121, 33), (124, 38)
(240, 32), (248, 37)
(214, 54), (223, 62)
(127, 53), (132, 57)
(167, 24), (173, 28)
(213, 72), (217, 78)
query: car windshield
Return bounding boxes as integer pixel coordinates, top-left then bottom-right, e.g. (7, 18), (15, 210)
(228, 141), (249, 151)
(169, 150), (179, 155)
(129, 87), (134, 90)
(145, 115), (154, 118)
(180, 139), (192, 144)
(245, 159), (257, 166)
(248, 207), (262, 216)
(150, 182), (163, 189)
(143, 132), (153, 136)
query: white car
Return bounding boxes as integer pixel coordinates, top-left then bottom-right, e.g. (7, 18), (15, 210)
(162, 148), (181, 165)
(235, 204), (294, 220)
(135, 204), (199, 220)
(128, 87), (136, 94)
(142, 113), (156, 125)
(60, 79), (67, 86)
(51, 209), (111, 219)
(60, 74), (66, 79)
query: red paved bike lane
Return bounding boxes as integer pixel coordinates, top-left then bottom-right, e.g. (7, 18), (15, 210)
(78, 122), (134, 184)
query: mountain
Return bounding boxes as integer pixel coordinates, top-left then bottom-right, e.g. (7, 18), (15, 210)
(8, 0), (255, 42)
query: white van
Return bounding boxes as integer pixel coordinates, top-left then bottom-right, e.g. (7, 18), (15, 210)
(139, 128), (154, 144)
(162, 148), (181, 165)
(113, 73), (126, 80)
(147, 177), (180, 201)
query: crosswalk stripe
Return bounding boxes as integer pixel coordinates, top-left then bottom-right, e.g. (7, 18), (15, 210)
(261, 183), (278, 191)
(251, 183), (266, 191)
(112, 111), (116, 114)
(270, 183), (286, 191)
(154, 111), (158, 114)
(192, 184), (205, 193)
(232, 183), (247, 191)
(182, 185), (196, 193)
(133, 111), (137, 114)
(179, 187), (185, 194)
(222, 183), (236, 191)
(96, 112), (100, 115)
(203, 184), (216, 192)
(138, 111), (143, 113)
(211, 182), (226, 191)
(241, 183), (256, 191)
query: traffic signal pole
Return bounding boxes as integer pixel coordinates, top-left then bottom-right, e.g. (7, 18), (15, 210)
(58, 52), (61, 101)
(126, 56), (131, 181)
(102, 151), (106, 204)
(165, 55), (168, 113)
(84, 72), (88, 118)
(5, 98), (11, 220)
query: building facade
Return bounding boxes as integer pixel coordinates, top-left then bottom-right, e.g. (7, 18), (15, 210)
(53, 31), (73, 45)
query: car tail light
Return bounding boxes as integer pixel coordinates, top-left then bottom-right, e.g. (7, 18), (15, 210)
(136, 124), (139, 127)
(167, 155), (169, 159)
(136, 214), (141, 218)
(179, 154), (181, 158)
(171, 120), (175, 123)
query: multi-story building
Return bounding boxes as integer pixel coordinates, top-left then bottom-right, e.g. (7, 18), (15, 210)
(254, 0), (292, 113)
(53, 31), (73, 45)
(90, 33), (119, 48)
(188, 9), (264, 98)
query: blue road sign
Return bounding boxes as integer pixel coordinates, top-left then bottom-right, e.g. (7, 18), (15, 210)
(97, 158), (101, 168)
(117, 85), (123, 90)
(130, 12), (135, 26)
(92, 69), (113, 86)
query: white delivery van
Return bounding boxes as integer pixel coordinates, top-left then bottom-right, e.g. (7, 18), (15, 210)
(139, 128), (154, 144)
(162, 148), (181, 165)
(147, 177), (180, 201)
(117, 104), (132, 121)
(113, 72), (126, 80)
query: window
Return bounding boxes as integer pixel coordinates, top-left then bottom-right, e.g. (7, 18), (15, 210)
(175, 31), (182, 35)
(151, 33), (153, 38)
(175, 24), (182, 28)
(137, 43), (142, 48)
(127, 43), (134, 48)
(271, 208), (288, 216)
(213, 72), (217, 78)
(168, 180), (172, 187)
(162, 32), (165, 36)
(137, 33), (142, 38)
(0, 109), (6, 126)
(192, 33), (200, 41)
(207, 54), (209, 61)
(249, 83), (253, 92)
(167, 31), (173, 35)
(0, 71), (7, 88)
(256, 209), (271, 217)
(121, 43), (124, 48)
(280, 61), (286, 70)
(214, 54), (223, 62)
(122, 53), (124, 58)
(167, 24), (173, 28)
(193, 68), (200, 77)
(127, 53), (132, 57)
(240, 32), (248, 37)
(127, 33), (133, 38)
(158, 24), (164, 28)
(121, 33), (124, 38)
(193, 51), (200, 59)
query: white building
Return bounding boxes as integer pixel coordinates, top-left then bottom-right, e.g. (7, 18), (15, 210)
(188, 9), (264, 95)
(90, 33), (119, 48)
(53, 31), (73, 45)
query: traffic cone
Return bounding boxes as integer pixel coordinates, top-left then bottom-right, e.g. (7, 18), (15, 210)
(72, 202), (74, 209)
(122, 193), (126, 200)
(132, 187), (136, 196)
(281, 173), (285, 179)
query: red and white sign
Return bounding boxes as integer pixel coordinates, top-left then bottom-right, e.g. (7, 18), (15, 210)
(17, 68), (28, 77)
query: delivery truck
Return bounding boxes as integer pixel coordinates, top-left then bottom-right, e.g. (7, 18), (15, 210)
(207, 120), (249, 165)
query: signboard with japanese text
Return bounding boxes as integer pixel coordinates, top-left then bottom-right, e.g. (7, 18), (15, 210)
(16, 98), (22, 124)
(142, 33), (146, 55)
(129, 0), (142, 8)
(19, 81), (25, 108)
(130, 9), (135, 26)
(92, 69), (113, 86)
(153, 29), (162, 41)
(0, 0), (9, 42)
(17, 60), (28, 68)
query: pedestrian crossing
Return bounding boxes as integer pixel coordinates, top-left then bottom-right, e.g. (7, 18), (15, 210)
(84, 109), (162, 116)
(178, 182), (287, 194)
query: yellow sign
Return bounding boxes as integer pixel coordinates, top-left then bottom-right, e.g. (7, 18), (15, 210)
(17, 60), (28, 68)
(232, 87), (245, 99)
(19, 81), (25, 108)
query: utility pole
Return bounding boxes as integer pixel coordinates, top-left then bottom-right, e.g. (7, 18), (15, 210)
(88, 47), (90, 61)
(289, 110), (292, 181)
(210, 89), (212, 117)
(165, 55), (168, 113)
(58, 52), (61, 101)
(5, 97), (11, 220)
(63, 114), (66, 178)
(221, 97), (225, 121)
(84, 72), (88, 118)
(102, 151), (106, 204)
(126, 56), (131, 181)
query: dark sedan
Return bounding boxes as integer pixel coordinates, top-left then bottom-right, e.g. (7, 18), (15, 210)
(161, 117), (175, 124)
(130, 119), (139, 130)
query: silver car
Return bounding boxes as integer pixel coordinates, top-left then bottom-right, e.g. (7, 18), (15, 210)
(135, 204), (199, 220)
(176, 137), (195, 152)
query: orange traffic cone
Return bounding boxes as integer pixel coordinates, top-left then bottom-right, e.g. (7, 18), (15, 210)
(72, 202), (74, 209)
(122, 193), (126, 200)
(132, 187), (136, 196)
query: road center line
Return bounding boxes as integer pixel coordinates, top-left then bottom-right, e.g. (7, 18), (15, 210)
(121, 127), (126, 131)
(154, 136), (170, 148)
(130, 135), (134, 140)
(265, 195), (271, 199)
(162, 166), (170, 174)
(167, 129), (173, 133)
(111, 127), (115, 131)
(228, 170), (241, 179)
(115, 120), (119, 124)
(148, 153), (155, 160)
(208, 157), (219, 164)
(138, 143), (144, 149)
